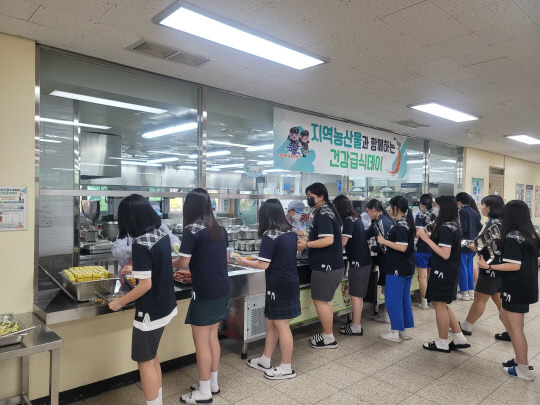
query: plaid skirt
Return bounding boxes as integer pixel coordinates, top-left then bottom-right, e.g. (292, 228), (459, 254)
(426, 273), (458, 304)
(185, 293), (229, 326)
(265, 295), (301, 320)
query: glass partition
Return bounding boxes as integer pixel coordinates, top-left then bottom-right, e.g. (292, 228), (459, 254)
(428, 142), (462, 196)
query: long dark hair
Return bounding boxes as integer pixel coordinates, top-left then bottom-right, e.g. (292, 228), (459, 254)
(183, 188), (224, 242)
(456, 192), (479, 213)
(481, 195), (504, 219)
(501, 200), (539, 255)
(258, 199), (292, 238)
(389, 196), (416, 236)
(333, 195), (360, 223)
(365, 198), (385, 214)
(419, 193), (433, 210)
(305, 182), (342, 225)
(117, 194), (161, 239)
(431, 195), (461, 242)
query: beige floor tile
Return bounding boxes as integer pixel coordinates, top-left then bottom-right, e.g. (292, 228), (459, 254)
(306, 360), (367, 389)
(233, 387), (302, 405)
(316, 390), (371, 404)
(415, 345), (473, 366)
(163, 393), (230, 404)
(290, 347), (336, 372)
(69, 401), (88, 405)
(344, 376), (409, 404)
(488, 379), (540, 405)
(398, 394), (439, 405)
(397, 353), (455, 379)
(335, 350), (392, 373)
(85, 384), (145, 405)
(505, 370), (540, 394)
(478, 398), (507, 405)
(161, 369), (199, 398)
(458, 356), (512, 381)
(373, 364), (435, 393)
(274, 373), (339, 404)
(464, 330), (500, 347)
(440, 368), (506, 396)
(239, 363), (289, 388)
(358, 341), (413, 364)
(216, 371), (270, 403)
(475, 347), (518, 364)
(416, 380), (488, 405)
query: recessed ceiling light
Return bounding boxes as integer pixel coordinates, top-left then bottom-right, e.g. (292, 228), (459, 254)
(177, 165), (198, 170)
(441, 159), (456, 163)
(50, 91), (168, 114)
(257, 160), (274, 166)
(207, 140), (249, 148)
(121, 160), (161, 167)
(188, 150), (231, 159)
(40, 117), (111, 130)
(155, 4), (326, 70)
(142, 122), (198, 139)
(147, 157), (179, 164)
(407, 160), (424, 164)
(505, 134), (540, 145)
(263, 169), (287, 173)
(246, 144), (273, 152)
(36, 137), (62, 144)
(211, 163), (245, 169)
(147, 150), (191, 157)
(408, 102), (478, 122)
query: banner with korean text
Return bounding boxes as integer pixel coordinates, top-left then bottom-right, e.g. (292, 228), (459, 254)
(273, 108), (407, 179)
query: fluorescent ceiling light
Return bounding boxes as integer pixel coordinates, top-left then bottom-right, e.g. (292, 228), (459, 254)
(147, 157), (179, 164)
(263, 169), (287, 173)
(40, 117), (111, 130)
(257, 160), (274, 166)
(147, 150), (191, 157)
(207, 140), (249, 148)
(441, 159), (456, 163)
(80, 163), (118, 167)
(142, 122), (198, 139)
(246, 144), (273, 152)
(206, 167), (220, 172)
(233, 170), (244, 173)
(188, 150), (231, 158)
(122, 160), (161, 167)
(177, 165), (198, 170)
(407, 160), (424, 164)
(50, 90), (168, 114)
(37, 137), (62, 144)
(409, 102), (478, 122)
(157, 5), (326, 70)
(211, 163), (245, 169)
(505, 134), (540, 145)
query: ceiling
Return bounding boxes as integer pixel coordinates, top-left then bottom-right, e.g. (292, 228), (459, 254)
(2, 0), (540, 163)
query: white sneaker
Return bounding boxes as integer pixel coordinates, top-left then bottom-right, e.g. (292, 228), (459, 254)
(372, 313), (391, 323)
(399, 331), (412, 340)
(416, 302), (428, 310)
(457, 292), (471, 301)
(380, 330), (402, 343)
(469, 290), (475, 300)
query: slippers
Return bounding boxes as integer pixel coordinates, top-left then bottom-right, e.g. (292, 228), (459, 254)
(458, 321), (472, 336)
(449, 341), (471, 350)
(495, 331), (511, 341)
(190, 384), (219, 395)
(246, 358), (271, 372)
(423, 341), (450, 353)
(339, 323), (363, 336)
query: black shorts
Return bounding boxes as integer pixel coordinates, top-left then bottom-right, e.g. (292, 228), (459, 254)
(311, 268), (345, 302)
(131, 326), (164, 362)
(502, 301), (529, 313)
(475, 274), (501, 296)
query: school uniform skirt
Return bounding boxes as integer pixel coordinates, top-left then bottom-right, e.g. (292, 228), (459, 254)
(185, 293), (229, 326)
(265, 294), (301, 320)
(425, 270), (459, 304)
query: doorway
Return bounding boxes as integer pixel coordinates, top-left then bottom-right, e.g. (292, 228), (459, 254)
(489, 167), (504, 196)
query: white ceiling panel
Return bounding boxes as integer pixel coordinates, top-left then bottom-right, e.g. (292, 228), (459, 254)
(365, 34), (443, 67)
(427, 32), (503, 66)
(26, 0), (115, 23)
(411, 58), (474, 82)
(490, 34), (540, 77)
(0, 0), (39, 21)
(513, 0), (540, 26)
(430, 0), (504, 16)
(380, 1), (470, 45)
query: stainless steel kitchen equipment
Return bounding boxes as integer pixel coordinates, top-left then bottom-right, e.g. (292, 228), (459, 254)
(238, 227), (258, 239)
(0, 314), (34, 347)
(59, 271), (119, 301)
(80, 239), (114, 254)
(100, 221), (119, 240)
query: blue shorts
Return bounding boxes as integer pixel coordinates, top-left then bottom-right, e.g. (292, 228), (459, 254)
(415, 252), (431, 269)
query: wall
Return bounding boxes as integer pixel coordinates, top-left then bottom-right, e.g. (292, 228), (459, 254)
(503, 157), (540, 226)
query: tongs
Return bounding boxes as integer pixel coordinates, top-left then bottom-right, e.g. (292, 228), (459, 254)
(0, 324), (40, 339)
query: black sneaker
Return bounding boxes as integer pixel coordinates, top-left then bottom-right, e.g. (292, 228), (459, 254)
(309, 333), (338, 349)
(502, 358), (534, 370)
(495, 331), (511, 341)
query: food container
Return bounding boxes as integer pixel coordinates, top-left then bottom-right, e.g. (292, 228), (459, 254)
(173, 224), (183, 235)
(101, 221), (119, 240)
(0, 314), (26, 347)
(244, 241), (254, 251)
(219, 218), (243, 227)
(60, 270), (119, 301)
(248, 223), (259, 230)
(227, 228), (239, 241)
(238, 228), (258, 239)
(253, 239), (261, 251)
(235, 240), (246, 251)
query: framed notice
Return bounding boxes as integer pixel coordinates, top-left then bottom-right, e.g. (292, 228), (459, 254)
(515, 183), (524, 200)
(525, 184), (533, 214)
(535, 186), (540, 217)
(471, 178), (484, 206)
(0, 186), (27, 231)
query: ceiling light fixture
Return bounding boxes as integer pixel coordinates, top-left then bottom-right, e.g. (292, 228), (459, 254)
(504, 134), (540, 145)
(147, 157), (179, 164)
(263, 169), (287, 173)
(441, 159), (457, 163)
(147, 150), (191, 157)
(211, 163), (245, 169)
(37, 137), (62, 144)
(142, 122), (198, 139)
(177, 165), (198, 170)
(246, 144), (274, 152)
(40, 117), (111, 130)
(188, 150), (231, 158)
(408, 102), (478, 122)
(155, 4), (326, 70)
(207, 140), (249, 148)
(257, 160), (274, 166)
(121, 160), (161, 167)
(50, 90), (168, 114)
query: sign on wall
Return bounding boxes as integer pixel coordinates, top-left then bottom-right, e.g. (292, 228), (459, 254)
(471, 178), (484, 206)
(525, 184), (533, 214)
(273, 108), (407, 179)
(515, 183), (524, 200)
(0, 186), (26, 231)
(535, 186), (540, 217)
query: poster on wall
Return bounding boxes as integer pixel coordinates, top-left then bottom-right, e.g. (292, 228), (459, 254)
(273, 108), (407, 179)
(471, 178), (484, 206)
(0, 186), (27, 231)
(525, 184), (533, 213)
(535, 186), (540, 217)
(515, 183), (524, 200)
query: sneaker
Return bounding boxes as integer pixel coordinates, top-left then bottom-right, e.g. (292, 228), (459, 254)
(504, 366), (535, 381)
(372, 313), (391, 323)
(457, 292), (471, 301)
(502, 358), (534, 370)
(190, 384), (220, 395)
(380, 330), (402, 343)
(264, 366), (297, 380)
(416, 302), (428, 310)
(309, 333), (338, 349)
(495, 331), (511, 341)
(246, 357), (271, 372)
(399, 331), (411, 340)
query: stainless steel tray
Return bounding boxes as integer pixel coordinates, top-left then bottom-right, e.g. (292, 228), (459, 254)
(0, 314), (26, 347)
(60, 272), (119, 302)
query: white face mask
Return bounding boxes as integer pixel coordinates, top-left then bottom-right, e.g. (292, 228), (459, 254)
(293, 213), (302, 221)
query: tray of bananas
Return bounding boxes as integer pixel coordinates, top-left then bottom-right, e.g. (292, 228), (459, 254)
(60, 266), (119, 301)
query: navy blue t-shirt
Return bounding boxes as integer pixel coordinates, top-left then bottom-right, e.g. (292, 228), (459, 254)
(179, 219), (230, 300)
(308, 204), (344, 272)
(415, 208), (436, 253)
(501, 231), (539, 305)
(132, 228), (177, 330)
(257, 230), (299, 299)
(385, 218), (415, 276)
(430, 222), (461, 282)
(459, 205), (482, 252)
(342, 216), (372, 268)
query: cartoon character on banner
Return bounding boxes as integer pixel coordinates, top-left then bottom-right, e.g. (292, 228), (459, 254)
(287, 127), (300, 155)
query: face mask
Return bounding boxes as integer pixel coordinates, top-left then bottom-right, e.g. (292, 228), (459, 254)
(293, 213), (302, 221)
(432, 207), (439, 216)
(307, 197), (316, 208)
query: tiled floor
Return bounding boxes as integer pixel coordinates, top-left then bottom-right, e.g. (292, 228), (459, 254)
(72, 295), (540, 405)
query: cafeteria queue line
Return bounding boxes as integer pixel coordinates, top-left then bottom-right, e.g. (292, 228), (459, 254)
(106, 184), (539, 404)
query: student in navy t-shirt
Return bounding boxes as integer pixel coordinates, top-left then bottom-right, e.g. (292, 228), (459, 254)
(478, 200), (539, 381)
(417, 195), (471, 353)
(238, 199), (300, 380)
(173, 189), (230, 404)
(109, 194), (177, 405)
(377, 196), (416, 343)
(333, 195), (372, 336)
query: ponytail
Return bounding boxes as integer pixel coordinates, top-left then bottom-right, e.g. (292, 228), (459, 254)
(389, 195), (416, 236)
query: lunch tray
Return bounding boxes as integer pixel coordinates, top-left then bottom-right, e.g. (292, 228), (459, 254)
(60, 272), (119, 301)
(0, 314), (26, 347)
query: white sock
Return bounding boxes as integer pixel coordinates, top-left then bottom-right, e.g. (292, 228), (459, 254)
(352, 323), (362, 332)
(421, 298), (428, 306)
(322, 332), (335, 344)
(259, 354), (271, 368)
(210, 371), (219, 392)
(435, 337), (449, 350)
(279, 362), (292, 374)
(460, 291), (469, 296)
(453, 332), (468, 345)
(146, 396), (160, 405)
(469, 290), (475, 297)
(399, 330), (409, 337)
(198, 380), (212, 398)
(158, 387), (162, 404)
(461, 320), (473, 332)
(389, 330), (400, 337)
(517, 364), (532, 375)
